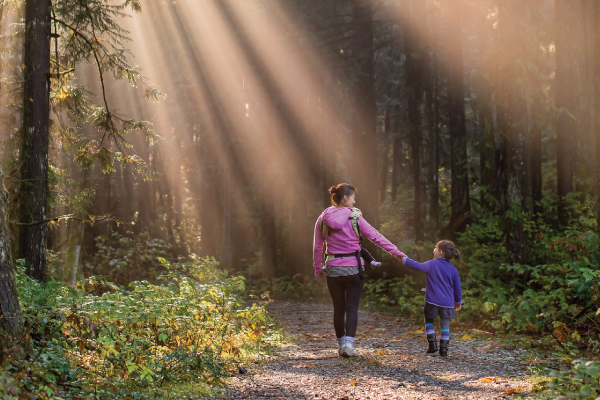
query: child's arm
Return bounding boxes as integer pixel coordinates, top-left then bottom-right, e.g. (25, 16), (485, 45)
(360, 247), (375, 264)
(402, 258), (433, 274)
(453, 269), (463, 310)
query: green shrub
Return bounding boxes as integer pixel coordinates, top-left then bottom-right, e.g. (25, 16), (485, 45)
(2, 257), (280, 399)
(84, 231), (170, 284)
(534, 359), (600, 399)
(363, 276), (424, 320)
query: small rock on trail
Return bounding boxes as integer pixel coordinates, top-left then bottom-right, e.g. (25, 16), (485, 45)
(224, 301), (532, 399)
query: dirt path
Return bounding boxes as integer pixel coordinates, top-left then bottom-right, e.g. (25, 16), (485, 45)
(225, 301), (533, 399)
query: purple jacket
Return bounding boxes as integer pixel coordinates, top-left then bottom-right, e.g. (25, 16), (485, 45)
(313, 206), (405, 276)
(403, 257), (463, 308)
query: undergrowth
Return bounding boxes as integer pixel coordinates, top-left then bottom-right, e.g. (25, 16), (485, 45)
(0, 257), (281, 399)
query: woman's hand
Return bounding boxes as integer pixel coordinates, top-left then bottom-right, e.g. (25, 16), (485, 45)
(316, 272), (326, 279)
(454, 303), (462, 311)
(395, 255), (406, 264)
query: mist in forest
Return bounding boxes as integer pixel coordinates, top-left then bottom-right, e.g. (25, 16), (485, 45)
(0, 0), (595, 283)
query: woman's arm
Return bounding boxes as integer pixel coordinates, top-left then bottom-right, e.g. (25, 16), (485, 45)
(359, 217), (406, 257)
(313, 217), (325, 276)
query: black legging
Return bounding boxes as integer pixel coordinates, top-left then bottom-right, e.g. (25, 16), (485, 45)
(326, 274), (365, 338)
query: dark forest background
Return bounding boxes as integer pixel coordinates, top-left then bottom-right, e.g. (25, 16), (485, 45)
(4, 0), (597, 282)
(2, 0), (600, 397)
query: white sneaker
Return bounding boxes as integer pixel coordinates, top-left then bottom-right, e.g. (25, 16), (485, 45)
(341, 346), (357, 357)
(338, 346), (346, 356)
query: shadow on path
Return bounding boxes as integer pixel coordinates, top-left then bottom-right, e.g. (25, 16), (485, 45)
(224, 300), (531, 400)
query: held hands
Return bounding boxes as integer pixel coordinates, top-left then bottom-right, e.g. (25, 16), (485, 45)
(395, 254), (407, 264)
(454, 303), (462, 311)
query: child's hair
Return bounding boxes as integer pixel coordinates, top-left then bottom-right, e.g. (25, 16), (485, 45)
(437, 240), (462, 267)
(329, 183), (356, 206)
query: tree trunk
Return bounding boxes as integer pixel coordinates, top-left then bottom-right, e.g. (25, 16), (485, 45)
(432, 55), (440, 234)
(446, 0), (470, 236)
(261, 201), (277, 280)
(19, 0), (51, 281)
(63, 168), (91, 284)
(404, 0), (427, 244)
(349, 0), (378, 229)
(390, 105), (402, 203)
(555, 0), (579, 224)
(497, 0), (527, 265)
(136, 139), (153, 234)
(580, 0), (596, 195)
(594, 0), (600, 233)
(475, 76), (497, 210)
(0, 173), (26, 362)
(380, 108), (391, 204)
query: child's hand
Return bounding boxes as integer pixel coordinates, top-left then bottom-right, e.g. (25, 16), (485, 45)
(395, 255), (405, 264)
(454, 303), (462, 311)
(316, 272), (326, 279)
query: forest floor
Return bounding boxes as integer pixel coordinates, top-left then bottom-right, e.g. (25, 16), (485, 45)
(221, 300), (544, 400)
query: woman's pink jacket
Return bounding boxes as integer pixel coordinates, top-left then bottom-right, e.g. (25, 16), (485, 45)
(313, 206), (405, 276)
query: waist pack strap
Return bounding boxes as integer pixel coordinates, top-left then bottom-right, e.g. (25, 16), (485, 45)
(325, 252), (365, 280)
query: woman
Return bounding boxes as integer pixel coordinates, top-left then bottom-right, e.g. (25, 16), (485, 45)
(313, 183), (405, 357)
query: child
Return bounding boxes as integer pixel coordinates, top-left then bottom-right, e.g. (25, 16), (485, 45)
(400, 240), (462, 357)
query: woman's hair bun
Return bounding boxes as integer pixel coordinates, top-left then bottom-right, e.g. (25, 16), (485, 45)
(328, 183), (356, 206)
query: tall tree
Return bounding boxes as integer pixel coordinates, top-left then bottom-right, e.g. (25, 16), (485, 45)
(349, 0), (378, 231)
(404, 0), (428, 243)
(446, 0), (470, 236)
(526, 0), (545, 216)
(496, 0), (527, 264)
(380, 108), (391, 204)
(555, 0), (580, 224)
(594, 0), (600, 233)
(390, 105), (403, 203)
(19, 0), (51, 281)
(0, 173), (26, 361)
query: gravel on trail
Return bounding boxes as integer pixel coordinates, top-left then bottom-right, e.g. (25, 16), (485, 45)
(224, 301), (534, 400)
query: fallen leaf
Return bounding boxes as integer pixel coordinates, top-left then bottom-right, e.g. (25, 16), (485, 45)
(503, 386), (522, 395)
(293, 362), (316, 368)
(433, 375), (452, 380)
(376, 349), (387, 355)
(478, 377), (508, 383)
(553, 325), (572, 343)
(525, 357), (542, 363)
(469, 328), (494, 335)
(455, 333), (473, 341)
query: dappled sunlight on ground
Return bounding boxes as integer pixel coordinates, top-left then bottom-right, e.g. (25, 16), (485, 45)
(224, 301), (532, 399)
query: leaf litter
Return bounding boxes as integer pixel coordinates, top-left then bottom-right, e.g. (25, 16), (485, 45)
(225, 300), (534, 399)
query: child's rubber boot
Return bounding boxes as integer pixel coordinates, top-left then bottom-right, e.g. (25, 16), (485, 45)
(426, 334), (438, 354)
(439, 339), (449, 357)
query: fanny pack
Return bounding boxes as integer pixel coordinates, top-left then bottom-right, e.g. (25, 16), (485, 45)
(325, 251), (365, 280)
